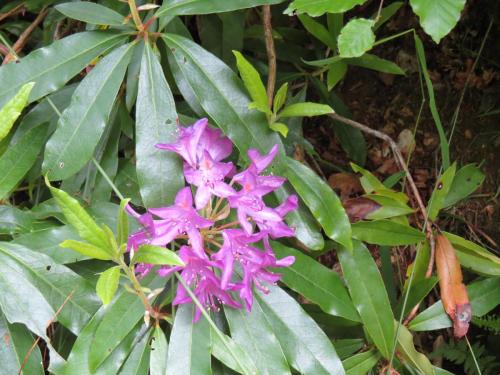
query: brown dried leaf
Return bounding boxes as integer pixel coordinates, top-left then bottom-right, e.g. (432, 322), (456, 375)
(328, 173), (362, 198)
(435, 234), (471, 338)
(343, 197), (381, 223)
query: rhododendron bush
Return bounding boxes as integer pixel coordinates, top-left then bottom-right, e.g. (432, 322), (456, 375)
(0, 1), (497, 375)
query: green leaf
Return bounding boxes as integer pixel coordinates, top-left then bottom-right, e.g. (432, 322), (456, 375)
(286, 0), (366, 16)
(396, 277), (438, 317)
(256, 286), (345, 375)
(96, 266), (120, 305)
(136, 43), (184, 208)
(118, 329), (151, 375)
(0, 242), (101, 335)
(233, 50), (269, 113)
(348, 54), (405, 75)
(396, 322), (436, 375)
(0, 206), (36, 235)
(88, 275), (163, 372)
(285, 157), (352, 250)
(43, 43), (135, 180)
(117, 199), (130, 246)
(270, 122), (289, 137)
(12, 225), (87, 264)
(0, 82), (34, 142)
(55, 2), (126, 26)
(0, 312), (44, 375)
(272, 242), (359, 322)
(279, 102), (334, 118)
(164, 33), (281, 157)
(351, 163), (408, 201)
(132, 245), (184, 266)
(374, 2), (404, 30)
(444, 232), (500, 266)
(327, 60), (347, 90)
(443, 164), (485, 208)
(47, 181), (109, 249)
(225, 302), (290, 375)
(352, 220), (424, 246)
(365, 194), (414, 220)
(427, 163), (456, 220)
(414, 34), (449, 168)
(60, 240), (112, 261)
(409, 277), (500, 331)
(0, 123), (47, 200)
(298, 14), (337, 49)
(150, 326), (168, 375)
(410, 0), (466, 43)
(273, 82), (288, 113)
(338, 18), (375, 58)
(343, 349), (381, 375)
(0, 31), (127, 108)
(338, 241), (395, 359)
(166, 304), (212, 375)
(157, 0), (286, 17)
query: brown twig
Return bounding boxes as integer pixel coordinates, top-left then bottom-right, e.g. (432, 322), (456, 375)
(3, 8), (48, 65)
(18, 290), (75, 375)
(262, 5), (276, 107)
(327, 113), (436, 271)
(0, 3), (24, 23)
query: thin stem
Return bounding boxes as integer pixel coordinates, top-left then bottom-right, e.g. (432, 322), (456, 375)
(128, 0), (144, 31)
(0, 33), (18, 60)
(91, 157), (125, 200)
(374, 0), (385, 23)
(373, 28), (414, 47)
(174, 273), (251, 375)
(262, 5), (276, 107)
(46, 97), (62, 117)
(465, 335), (482, 375)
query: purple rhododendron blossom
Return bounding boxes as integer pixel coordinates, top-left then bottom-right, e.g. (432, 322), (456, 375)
(126, 118), (297, 320)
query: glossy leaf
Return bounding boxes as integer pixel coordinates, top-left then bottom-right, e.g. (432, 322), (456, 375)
(427, 163), (456, 220)
(396, 322), (435, 375)
(117, 199), (130, 246)
(47, 181), (109, 249)
(270, 122), (289, 137)
(0, 31), (126, 108)
(132, 245), (184, 266)
(279, 102), (333, 118)
(56, 2), (126, 26)
(0, 123), (47, 199)
(164, 33), (281, 158)
(136, 43), (184, 208)
(118, 329), (151, 375)
(96, 266), (121, 305)
(286, 0), (366, 16)
(273, 83), (288, 113)
(298, 14), (336, 49)
(0, 242), (101, 335)
(88, 276), (163, 372)
(272, 242), (359, 321)
(12, 225), (87, 264)
(150, 326), (168, 375)
(60, 240), (113, 261)
(342, 349), (380, 375)
(157, 0), (286, 17)
(338, 240), (395, 359)
(0, 312), (44, 375)
(256, 285), (345, 375)
(166, 304), (212, 375)
(443, 164), (485, 208)
(0, 82), (34, 142)
(410, 0), (466, 43)
(338, 18), (375, 58)
(348, 54), (405, 75)
(327, 60), (348, 90)
(285, 157), (352, 250)
(444, 232), (500, 266)
(43, 43), (135, 180)
(0, 206), (36, 235)
(233, 50), (269, 113)
(225, 302), (290, 375)
(409, 277), (500, 331)
(365, 194), (414, 220)
(351, 220), (425, 246)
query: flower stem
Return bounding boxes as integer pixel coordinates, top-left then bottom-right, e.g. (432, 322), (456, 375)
(127, 0), (143, 31)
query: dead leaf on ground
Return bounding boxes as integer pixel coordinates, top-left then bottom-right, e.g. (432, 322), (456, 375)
(343, 197), (381, 222)
(328, 173), (363, 198)
(436, 234), (471, 338)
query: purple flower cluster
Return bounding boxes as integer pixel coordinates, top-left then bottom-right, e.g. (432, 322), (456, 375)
(127, 118), (296, 321)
